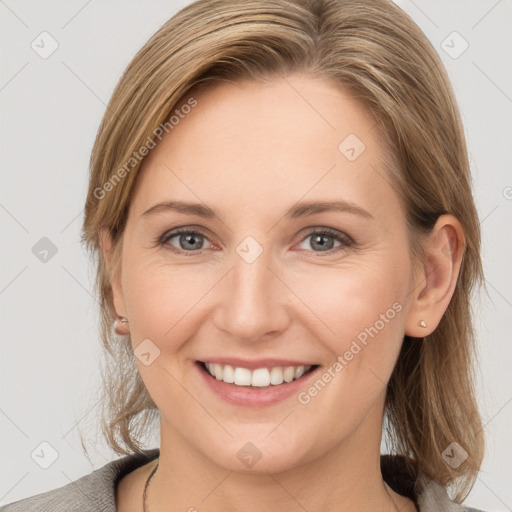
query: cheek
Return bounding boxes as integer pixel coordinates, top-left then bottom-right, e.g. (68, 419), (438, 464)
(120, 259), (213, 410)
(121, 255), (217, 347)
(288, 257), (411, 433)
(294, 253), (410, 340)
(287, 252), (412, 399)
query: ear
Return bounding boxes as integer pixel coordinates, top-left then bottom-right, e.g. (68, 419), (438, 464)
(404, 214), (465, 337)
(99, 228), (127, 320)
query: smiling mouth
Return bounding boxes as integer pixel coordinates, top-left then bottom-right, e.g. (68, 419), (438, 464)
(197, 361), (319, 388)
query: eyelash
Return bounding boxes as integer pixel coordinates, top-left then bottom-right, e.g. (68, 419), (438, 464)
(156, 226), (355, 256)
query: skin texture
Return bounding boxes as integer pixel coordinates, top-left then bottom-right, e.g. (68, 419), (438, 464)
(106, 75), (464, 512)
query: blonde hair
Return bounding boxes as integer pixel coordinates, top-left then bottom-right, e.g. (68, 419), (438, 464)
(81, 0), (484, 501)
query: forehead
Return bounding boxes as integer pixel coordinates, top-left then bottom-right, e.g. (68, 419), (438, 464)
(129, 75), (402, 225)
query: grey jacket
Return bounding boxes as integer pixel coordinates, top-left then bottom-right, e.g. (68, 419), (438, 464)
(0, 448), (486, 511)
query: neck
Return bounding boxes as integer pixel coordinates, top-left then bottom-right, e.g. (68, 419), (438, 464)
(146, 412), (413, 512)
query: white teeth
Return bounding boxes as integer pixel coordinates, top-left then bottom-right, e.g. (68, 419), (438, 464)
(223, 364), (235, 383)
(270, 367), (284, 385)
(214, 363), (223, 380)
(251, 368), (270, 387)
(233, 367), (252, 386)
(283, 366), (295, 383)
(203, 363), (312, 387)
(294, 366), (305, 379)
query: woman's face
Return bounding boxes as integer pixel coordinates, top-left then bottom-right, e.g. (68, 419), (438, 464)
(112, 75), (418, 473)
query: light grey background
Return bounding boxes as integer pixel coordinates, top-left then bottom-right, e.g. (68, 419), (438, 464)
(1, 0), (511, 510)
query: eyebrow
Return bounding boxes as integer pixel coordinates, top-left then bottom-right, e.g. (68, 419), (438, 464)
(142, 199), (373, 220)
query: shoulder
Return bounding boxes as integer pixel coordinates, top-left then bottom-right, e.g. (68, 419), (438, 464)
(417, 476), (488, 512)
(381, 454), (490, 512)
(0, 448), (160, 512)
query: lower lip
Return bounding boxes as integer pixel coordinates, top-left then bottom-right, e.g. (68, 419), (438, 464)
(195, 361), (320, 408)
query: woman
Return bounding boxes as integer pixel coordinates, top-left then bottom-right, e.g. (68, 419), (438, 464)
(1, 0), (488, 510)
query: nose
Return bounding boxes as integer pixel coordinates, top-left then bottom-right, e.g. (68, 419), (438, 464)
(212, 245), (291, 344)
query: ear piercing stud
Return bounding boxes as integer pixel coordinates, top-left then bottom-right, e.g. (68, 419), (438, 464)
(418, 320), (428, 328)
(114, 315), (130, 335)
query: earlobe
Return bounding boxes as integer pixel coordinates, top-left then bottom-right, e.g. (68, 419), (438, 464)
(99, 228), (127, 320)
(404, 215), (465, 338)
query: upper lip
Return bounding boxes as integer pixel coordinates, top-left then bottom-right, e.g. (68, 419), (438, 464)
(198, 357), (318, 370)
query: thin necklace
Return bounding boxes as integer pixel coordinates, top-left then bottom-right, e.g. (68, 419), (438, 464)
(143, 458), (159, 512)
(143, 461), (400, 512)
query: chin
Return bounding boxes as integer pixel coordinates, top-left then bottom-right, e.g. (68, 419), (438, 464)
(198, 433), (316, 475)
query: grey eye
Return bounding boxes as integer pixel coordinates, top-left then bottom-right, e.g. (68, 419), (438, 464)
(166, 231), (208, 251)
(298, 232), (343, 252)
